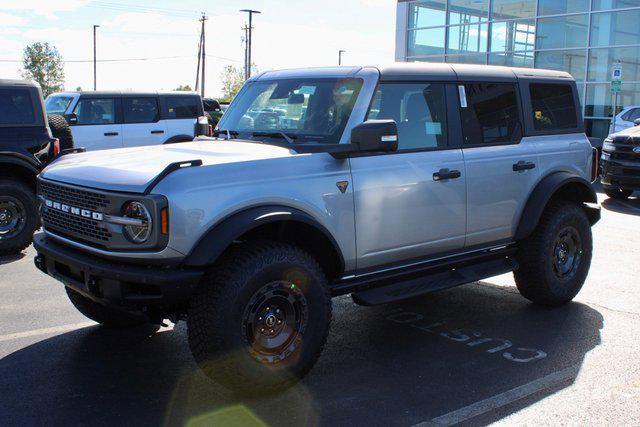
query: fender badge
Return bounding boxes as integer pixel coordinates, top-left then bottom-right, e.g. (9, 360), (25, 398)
(336, 181), (349, 194)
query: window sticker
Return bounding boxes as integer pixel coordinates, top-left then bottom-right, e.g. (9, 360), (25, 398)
(425, 122), (442, 135)
(535, 111), (542, 119)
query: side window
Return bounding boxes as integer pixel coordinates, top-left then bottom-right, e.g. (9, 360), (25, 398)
(163, 96), (200, 119)
(123, 97), (159, 124)
(460, 83), (521, 145)
(628, 108), (640, 122)
(368, 82), (448, 150)
(0, 89), (35, 125)
(74, 98), (116, 125)
(529, 83), (578, 131)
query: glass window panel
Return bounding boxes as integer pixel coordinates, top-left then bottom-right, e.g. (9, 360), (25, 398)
(488, 52), (534, 67)
(73, 98), (116, 125)
(367, 83), (448, 150)
(590, 10), (640, 48)
(529, 83), (578, 131)
(592, 0), (639, 10)
(408, 0), (446, 28)
(449, 0), (489, 24)
(408, 27), (446, 57)
(584, 83), (640, 117)
(538, 0), (589, 15)
(446, 53), (488, 64)
(587, 47), (640, 82)
(123, 97), (159, 124)
(448, 24), (488, 54)
(491, 0), (536, 20)
(585, 118), (613, 140)
(490, 20), (536, 53)
(536, 15), (589, 50)
(535, 50), (587, 81)
(413, 55), (446, 62)
(0, 89), (35, 125)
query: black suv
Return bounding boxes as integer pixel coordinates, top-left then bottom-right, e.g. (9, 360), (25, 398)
(0, 79), (64, 255)
(601, 125), (640, 199)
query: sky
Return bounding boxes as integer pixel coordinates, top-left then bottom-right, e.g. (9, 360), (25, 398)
(0, 0), (397, 98)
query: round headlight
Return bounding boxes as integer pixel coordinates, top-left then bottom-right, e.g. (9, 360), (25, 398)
(122, 201), (152, 244)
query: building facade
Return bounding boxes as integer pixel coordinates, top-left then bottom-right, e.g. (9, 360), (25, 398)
(395, 0), (640, 139)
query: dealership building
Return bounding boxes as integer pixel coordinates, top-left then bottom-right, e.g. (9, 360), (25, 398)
(394, 0), (640, 139)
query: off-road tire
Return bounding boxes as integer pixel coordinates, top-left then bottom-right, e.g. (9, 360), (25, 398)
(514, 200), (593, 306)
(65, 288), (148, 328)
(187, 241), (332, 394)
(47, 114), (74, 150)
(0, 179), (38, 256)
(604, 188), (632, 200)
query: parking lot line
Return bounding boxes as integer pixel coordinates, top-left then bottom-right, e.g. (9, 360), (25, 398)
(0, 322), (95, 343)
(415, 364), (580, 426)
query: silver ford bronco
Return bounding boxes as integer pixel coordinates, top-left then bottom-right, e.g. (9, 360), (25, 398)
(33, 64), (600, 393)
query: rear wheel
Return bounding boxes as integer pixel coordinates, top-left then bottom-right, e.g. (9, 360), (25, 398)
(0, 179), (38, 256)
(514, 200), (592, 306)
(66, 288), (148, 328)
(187, 241), (332, 394)
(604, 187), (632, 200)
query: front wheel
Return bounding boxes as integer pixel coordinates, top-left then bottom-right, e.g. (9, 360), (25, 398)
(187, 242), (332, 394)
(0, 179), (38, 256)
(604, 187), (632, 200)
(514, 200), (593, 306)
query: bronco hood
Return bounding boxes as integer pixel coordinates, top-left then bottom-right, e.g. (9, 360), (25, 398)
(40, 140), (297, 193)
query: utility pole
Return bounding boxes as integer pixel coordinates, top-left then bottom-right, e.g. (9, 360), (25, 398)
(195, 27), (203, 92)
(199, 14), (208, 97)
(240, 9), (261, 80)
(93, 25), (100, 90)
(339, 50), (346, 66)
(242, 24), (249, 81)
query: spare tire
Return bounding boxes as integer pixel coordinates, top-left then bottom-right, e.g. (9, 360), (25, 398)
(47, 114), (74, 150)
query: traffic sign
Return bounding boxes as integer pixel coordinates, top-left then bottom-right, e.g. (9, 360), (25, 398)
(611, 80), (622, 92)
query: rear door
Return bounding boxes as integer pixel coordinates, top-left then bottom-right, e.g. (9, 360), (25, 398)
(160, 95), (201, 141)
(460, 83), (540, 247)
(70, 96), (122, 151)
(121, 96), (166, 147)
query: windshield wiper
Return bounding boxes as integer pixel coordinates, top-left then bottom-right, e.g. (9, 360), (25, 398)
(212, 129), (239, 139)
(252, 131), (297, 145)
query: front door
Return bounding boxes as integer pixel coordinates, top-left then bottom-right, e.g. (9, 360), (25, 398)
(350, 82), (467, 271)
(458, 83), (540, 247)
(70, 97), (123, 151)
(121, 97), (166, 147)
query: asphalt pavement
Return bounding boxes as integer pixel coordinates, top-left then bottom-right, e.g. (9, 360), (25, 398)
(1, 190), (639, 426)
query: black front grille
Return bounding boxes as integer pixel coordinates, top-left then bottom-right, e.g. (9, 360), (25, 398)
(39, 181), (110, 211)
(42, 209), (112, 242)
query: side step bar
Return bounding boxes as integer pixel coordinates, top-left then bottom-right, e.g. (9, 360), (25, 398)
(351, 256), (517, 306)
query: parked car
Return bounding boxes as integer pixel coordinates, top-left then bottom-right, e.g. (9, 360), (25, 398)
(0, 79), (61, 255)
(601, 125), (640, 199)
(202, 98), (224, 126)
(44, 91), (210, 151)
(608, 105), (640, 135)
(33, 64), (600, 393)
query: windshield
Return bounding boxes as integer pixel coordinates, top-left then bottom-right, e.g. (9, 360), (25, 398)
(45, 95), (73, 114)
(217, 78), (363, 144)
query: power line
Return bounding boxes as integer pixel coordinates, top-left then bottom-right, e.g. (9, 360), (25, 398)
(0, 54), (241, 64)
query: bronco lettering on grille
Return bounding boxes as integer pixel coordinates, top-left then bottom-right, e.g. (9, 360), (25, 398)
(44, 199), (104, 221)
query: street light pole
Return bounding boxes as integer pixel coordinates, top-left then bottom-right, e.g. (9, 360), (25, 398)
(93, 25), (100, 91)
(339, 50), (346, 66)
(240, 9), (261, 80)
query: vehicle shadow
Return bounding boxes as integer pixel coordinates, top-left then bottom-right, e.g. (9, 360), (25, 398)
(601, 196), (640, 216)
(0, 252), (25, 266)
(0, 282), (602, 426)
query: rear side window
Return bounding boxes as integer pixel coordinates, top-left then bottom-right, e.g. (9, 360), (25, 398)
(123, 97), (159, 123)
(0, 89), (35, 125)
(163, 96), (200, 119)
(460, 83), (521, 145)
(74, 98), (116, 125)
(529, 83), (578, 131)
(622, 108), (640, 122)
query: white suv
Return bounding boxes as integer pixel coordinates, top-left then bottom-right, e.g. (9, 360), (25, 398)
(45, 91), (209, 151)
(609, 105), (640, 135)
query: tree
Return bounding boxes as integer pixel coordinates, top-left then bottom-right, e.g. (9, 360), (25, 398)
(21, 42), (65, 97)
(220, 65), (246, 100)
(175, 84), (193, 91)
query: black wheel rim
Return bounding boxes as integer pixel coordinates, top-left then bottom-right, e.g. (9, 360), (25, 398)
(0, 197), (26, 240)
(241, 281), (308, 364)
(551, 226), (583, 280)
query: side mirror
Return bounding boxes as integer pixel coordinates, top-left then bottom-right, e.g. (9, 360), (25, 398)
(351, 120), (398, 153)
(634, 118), (640, 127)
(65, 114), (78, 125)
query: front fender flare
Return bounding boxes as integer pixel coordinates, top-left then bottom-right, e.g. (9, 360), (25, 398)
(183, 205), (345, 271)
(515, 171), (599, 241)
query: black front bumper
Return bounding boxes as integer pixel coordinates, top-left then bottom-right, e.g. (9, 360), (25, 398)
(33, 232), (203, 311)
(601, 152), (640, 191)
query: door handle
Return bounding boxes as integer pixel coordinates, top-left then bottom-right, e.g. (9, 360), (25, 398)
(433, 168), (462, 181)
(513, 160), (536, 171)
(104, 132), (119, 137)
(151, 130), (165, 134)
